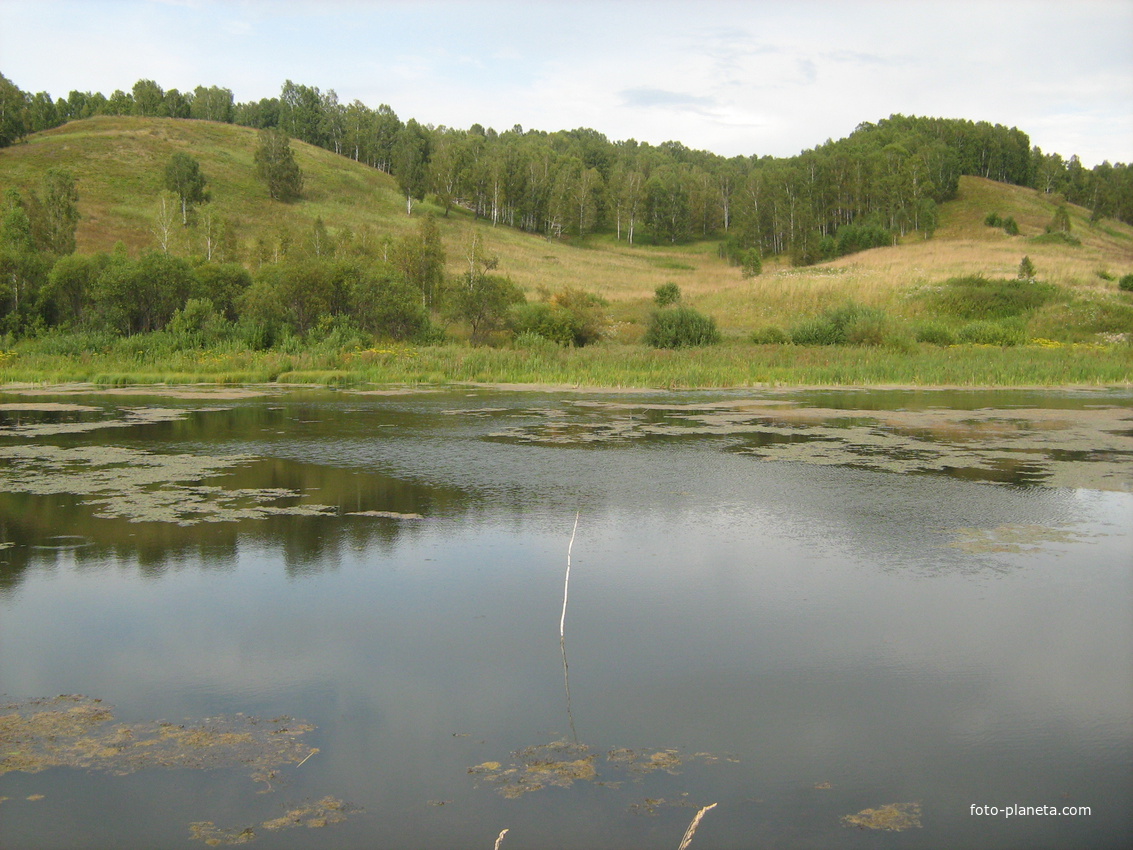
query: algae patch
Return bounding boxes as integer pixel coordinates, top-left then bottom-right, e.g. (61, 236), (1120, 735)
(190, 796), (360, 846)
(0, 445), (336, 525)
(841, 801), (922, 831)
(470, 742), (730, 799)
(0, 695), (315, 780)
(947, 524), (1092, 554)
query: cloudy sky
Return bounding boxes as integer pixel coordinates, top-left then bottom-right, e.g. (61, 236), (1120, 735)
(2, 0), (1130, 166)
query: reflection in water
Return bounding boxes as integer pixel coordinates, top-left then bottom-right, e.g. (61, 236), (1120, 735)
(0, 387), (1130, 849)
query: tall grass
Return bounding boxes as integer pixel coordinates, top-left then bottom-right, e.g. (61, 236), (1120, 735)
(4, 338), (1128, 388)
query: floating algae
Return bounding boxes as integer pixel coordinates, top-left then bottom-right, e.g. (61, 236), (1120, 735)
(487, 399), (1133, 491)
(841, 801), (922, 831)
(190, 796), (360, 846)
(0, 445), (336, 525)
(0, 695), (315, 781)
(947, 523), (1092, 554)
(470, 743), (731, 799)
(0, 406), (191, 437)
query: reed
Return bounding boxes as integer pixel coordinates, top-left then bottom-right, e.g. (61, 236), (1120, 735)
(677, 802), (718, 850)
(493, 828), (509, 850)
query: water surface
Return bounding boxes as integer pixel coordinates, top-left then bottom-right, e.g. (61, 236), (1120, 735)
(1, 387), (1130, 849)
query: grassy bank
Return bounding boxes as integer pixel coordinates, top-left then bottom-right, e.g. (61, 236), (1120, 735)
(2, 339), (1130, 389)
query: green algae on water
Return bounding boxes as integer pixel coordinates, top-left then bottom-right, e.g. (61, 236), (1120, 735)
(0, 445), (336, 525)
(841, 801), (922, 831)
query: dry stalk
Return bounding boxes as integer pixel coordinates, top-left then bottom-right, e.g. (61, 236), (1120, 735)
(677, 802), (718, 850)
(493, 827), (509, 850)
(295, 748), (318, 768)
(560, 510), (579, 640)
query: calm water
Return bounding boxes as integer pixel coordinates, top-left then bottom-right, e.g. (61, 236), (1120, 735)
(1, 387), (1131, 849)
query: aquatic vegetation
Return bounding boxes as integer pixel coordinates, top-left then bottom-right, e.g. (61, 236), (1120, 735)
(470, 742), (730, 799)
(0, 695), (315, 780)
(0, 444), (337, 525)
(947, 524), (1090, 554)
(189, 797), (358, 846)
(486, 399), (1133, 491)
(841, 801), (922, 831)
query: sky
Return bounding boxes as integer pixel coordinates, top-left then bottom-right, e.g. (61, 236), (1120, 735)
(1, 0), (1131, 166)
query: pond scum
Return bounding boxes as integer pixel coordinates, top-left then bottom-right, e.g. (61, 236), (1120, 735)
(0, 695), (363, 845)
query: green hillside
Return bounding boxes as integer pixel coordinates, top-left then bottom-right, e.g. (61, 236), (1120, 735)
(2, 116), (1132, 387)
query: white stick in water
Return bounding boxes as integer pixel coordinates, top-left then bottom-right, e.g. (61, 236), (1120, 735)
(560, 510), (579, 640)
(493, 828), (509, 850)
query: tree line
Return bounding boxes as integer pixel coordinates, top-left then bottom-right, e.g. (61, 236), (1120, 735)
(3, 72), (1132, 256)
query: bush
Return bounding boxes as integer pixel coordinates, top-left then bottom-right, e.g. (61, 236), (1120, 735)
(653, 282), (681, 307)
(1029, 231), (1081, 246)
(928, 275), (1059, 320)
(985, 212), (1003, 227)
(1002, 216), (1020, 236)
(750, 326), (789, 344)
(168, 298), (231, 348)
(789, 302), (889, 346)
(1119, 274), (1133, 292)
(741, 249), (762, 278)
(912, 321), (957, 346)
(644, 306), (721, 348)
(957, 320), (1026, 346)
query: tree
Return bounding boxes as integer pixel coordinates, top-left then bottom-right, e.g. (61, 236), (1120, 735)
(190, 86), (234, 123)
(152, 191), (179, 253)
(448, 231), (523, 343)
(0, 73), (28, 147)
(131, 79), (165, 116)
(392, 119), (431, 215)
(254, 127), (303, 201)
(164, 152), (209, 225)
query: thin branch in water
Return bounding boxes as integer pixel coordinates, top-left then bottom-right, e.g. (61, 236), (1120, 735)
(493, 828), (509, 850)
(677, 803), (718, 850)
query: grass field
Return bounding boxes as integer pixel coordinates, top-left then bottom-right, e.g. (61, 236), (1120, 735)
(2, 116), (1132, 388)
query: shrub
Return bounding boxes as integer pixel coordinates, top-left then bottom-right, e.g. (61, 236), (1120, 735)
(912, 321), (957, 346)
(168, 298), (231, 348)
(512, 286), (607, 346)
(1018, 256), (1036, 280)
(1002, 216), (1020, 236)
(750, 326), (789, 344)
(789, 302), (889, 346)
(741, 249), (762, 278)
(1029, 231), (1081, 246)
(1096, 270), (1115, 282)
(985, 212), (1003, 227)
(957, 320), (1026, 346)
(644, 306), (721, 348)
(653, 282), (681, 307)
(1119, 274), (1133, 293)
(928, 275), (1059, 320)
(509, 302), (579, 346)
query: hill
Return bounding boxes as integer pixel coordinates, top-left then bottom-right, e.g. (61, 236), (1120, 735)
(2, 115), (1133, 346)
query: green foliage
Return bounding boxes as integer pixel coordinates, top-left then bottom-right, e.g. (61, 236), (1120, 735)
(1017, 256), (1036, 280)
(508, 287), (606, 347)
(789, 302), (890, 346)
(1119, 274), (1133, 292)
(928, 275), (1059, 320)
(1028, 230), (1081, 246)
(644, 306), (721, 348)
(164, 152), (208, 225)
(168, 298), (230, 347)
(741, 249), (762, 278)
(957, 320), (1026, 346)
(348, 265), (433, 341)
(1048, 204), (1072, 233)
(750, 326), (789, 344)
(834, 223), (893, 257)
(193, 262), (251, 320)
(654, 282), (681, 307)
(1002, 216), (1019, 236)
(254, 127), (303, 202)
(912, 321), (957, 346)
(984, 212), (1002, 227)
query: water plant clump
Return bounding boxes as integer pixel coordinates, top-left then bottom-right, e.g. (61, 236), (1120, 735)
(841, 801), (922, 831)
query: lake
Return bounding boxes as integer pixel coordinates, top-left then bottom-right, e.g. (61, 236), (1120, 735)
(1, 385), (1131, 849)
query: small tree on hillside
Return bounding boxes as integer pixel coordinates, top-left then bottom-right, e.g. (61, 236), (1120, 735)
(164, 152), (209, 225)
(254, 127), (303, 202)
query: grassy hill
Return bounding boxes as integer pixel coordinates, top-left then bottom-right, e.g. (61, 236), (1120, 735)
(2, 116), (1132, 387)
(4, 117), (1133, 333)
